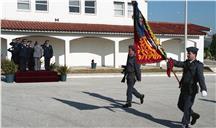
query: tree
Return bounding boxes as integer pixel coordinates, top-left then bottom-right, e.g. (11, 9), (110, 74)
(210, 34), (216, 60)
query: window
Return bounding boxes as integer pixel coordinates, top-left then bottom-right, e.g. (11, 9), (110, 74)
(17, 0), (30, 10)
(128, 2), (133, 17)
(85, 0), (96, 14)
(114, 2), (124, 16)
(69, 0), (80, 13)
(35, 0), (48, 11)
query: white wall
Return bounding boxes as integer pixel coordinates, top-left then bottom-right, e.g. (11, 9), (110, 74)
(161, 38), (184, 60)
(69, 37), (114, 67)
(2, 0), (147, 26)
(188, 36), (204, 62)
(160, 36), (204, 63)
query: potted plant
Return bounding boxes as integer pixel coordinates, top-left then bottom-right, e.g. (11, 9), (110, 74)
(50, 62), (57, 71)
(91, 59), (97, 69)
(57, 65), (70, 81)
(1, 59), (18, 83)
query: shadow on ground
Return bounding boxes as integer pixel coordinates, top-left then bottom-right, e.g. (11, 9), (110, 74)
(199, 98), (216, 103)
(52, 97), (117, 112)
(52, 91), (182, 128)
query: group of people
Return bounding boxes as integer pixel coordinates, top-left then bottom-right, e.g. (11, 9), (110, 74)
(8, 38), (53, 71)
(122, 45), (207, 128)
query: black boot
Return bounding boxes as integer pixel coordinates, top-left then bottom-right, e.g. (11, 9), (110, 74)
(191, 113), (200, 125)
(181, 124), (190, 128)
(122, 102), (131, 108)
(140, 94), (145, 104)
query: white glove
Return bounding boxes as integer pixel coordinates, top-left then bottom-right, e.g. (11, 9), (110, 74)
(201, 90), (207, 97)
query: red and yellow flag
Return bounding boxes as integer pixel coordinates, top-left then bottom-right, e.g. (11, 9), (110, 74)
(133, 1), (166, 64)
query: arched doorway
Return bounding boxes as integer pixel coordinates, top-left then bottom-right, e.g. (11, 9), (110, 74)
(69, 37), (114, 67)
(119, 38), (133, 66)
(162, 38), (184, 61)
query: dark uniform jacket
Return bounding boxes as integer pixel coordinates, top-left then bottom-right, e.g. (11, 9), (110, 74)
(126, 55), (141, 81)
(42, 45), (53, 59)
(18, 43), (27, 58)
(173, 59), (207, 95)
(8, 42), (19, 64)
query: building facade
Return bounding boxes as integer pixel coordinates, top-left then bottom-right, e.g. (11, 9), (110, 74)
(1, 0), (209, 68)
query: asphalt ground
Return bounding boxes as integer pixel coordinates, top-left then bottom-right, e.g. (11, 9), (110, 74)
(1, 73), (216, 128)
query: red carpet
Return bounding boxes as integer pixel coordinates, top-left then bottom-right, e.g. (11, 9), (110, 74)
(15, 70), (59, 83)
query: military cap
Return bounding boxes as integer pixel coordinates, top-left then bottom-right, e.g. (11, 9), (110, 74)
(186, 46), (199, 54)
(129, 45), (135, 51)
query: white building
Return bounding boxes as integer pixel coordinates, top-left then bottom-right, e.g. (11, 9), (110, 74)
(1, 0), (209, 68)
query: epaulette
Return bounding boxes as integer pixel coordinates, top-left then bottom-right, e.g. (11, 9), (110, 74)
(196, 60), (204, 65)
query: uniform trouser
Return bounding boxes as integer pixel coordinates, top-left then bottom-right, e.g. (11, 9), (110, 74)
(34, 57), (41, 71)
(126, 77), (142, 103)
(14, 56), (19, 65)
(28, 58), (34, 71)
(19, 57), (26, 71)
(45, 58), (51, 71)
(177, 93), (196, 125)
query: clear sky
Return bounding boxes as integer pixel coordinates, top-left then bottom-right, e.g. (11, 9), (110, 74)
(148, 0), (216, 34)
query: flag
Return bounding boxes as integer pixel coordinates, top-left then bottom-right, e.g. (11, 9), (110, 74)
(133, 1), (166, 64)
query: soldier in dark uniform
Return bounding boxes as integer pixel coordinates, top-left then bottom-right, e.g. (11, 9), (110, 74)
(26, 40), (34, 71)
(122, 45), (145, 108)
(8, 39), (17, 63)
(171, 47), (207, 128)
(7, 38), (20, 65)
(42, 40), (53, 71)
(14, 38), (21, 66)
(18, 39), (28, 71)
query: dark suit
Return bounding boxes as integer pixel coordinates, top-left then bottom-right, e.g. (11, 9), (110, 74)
(18, 43), (28, 71)
(27, 46), (34, 71)
(173, 59), (207, 125)
(125, 55), (142, 103)
(42, 44), (53, 71)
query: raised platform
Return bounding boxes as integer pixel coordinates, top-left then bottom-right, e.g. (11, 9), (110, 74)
(15, 70), (59, 83)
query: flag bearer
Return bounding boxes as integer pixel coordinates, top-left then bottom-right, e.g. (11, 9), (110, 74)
(170, 47), (207, 128)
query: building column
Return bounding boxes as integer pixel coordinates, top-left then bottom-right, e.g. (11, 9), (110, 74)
(64, 39), (70, 66)
(197, 36), (204, 62)
(114, 40), (119, 68)
(6, 37), (14, 60)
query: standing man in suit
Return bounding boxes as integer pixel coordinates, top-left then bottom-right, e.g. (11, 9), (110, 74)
(122, 45), (145, 108)
(18, 39), (28, 71)
(33, 41), (43, 71)
(26, 40), (34, 71)
(170, 47), (207, 128)
(42, 40), (53, 71)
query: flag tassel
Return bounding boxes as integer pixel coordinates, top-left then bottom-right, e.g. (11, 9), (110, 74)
(166, 58), (181, 88)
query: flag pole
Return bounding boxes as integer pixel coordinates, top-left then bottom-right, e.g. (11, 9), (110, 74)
(165, 0), (188, 87)
(172, 70), (181, 88)
(168, 0), (188, 87)
(184, 0), (188, 60)
(170, 0), (188, 88)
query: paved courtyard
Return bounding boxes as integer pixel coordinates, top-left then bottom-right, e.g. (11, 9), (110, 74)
(1, 73), (216, 128)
